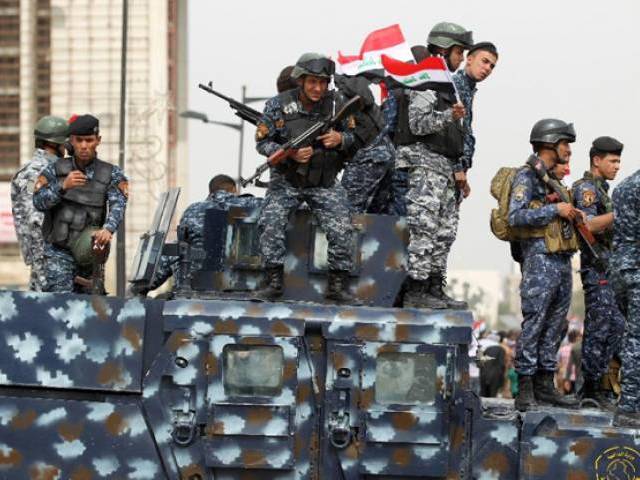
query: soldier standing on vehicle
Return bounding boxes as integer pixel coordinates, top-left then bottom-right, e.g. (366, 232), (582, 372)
(508, 119), (580, 411)
(33, 114), (128, 293)
(609, 168), (640, 427)
(255, 53), (359, 304)
(572, 136), (625, 410)
(394, 22), (472, 309)
(133, 174), (263, 296)
(11, 116), (68, 291)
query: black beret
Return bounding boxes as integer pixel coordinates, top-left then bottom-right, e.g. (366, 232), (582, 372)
(469, 41), (498, 57)
(68, 114), (99, 136)
(592, 136), (623, 155)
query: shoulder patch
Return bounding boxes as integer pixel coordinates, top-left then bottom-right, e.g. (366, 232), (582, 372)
(513, 184), (527, 202)
(34, 175), (48, 192)
(255, 123), (269, 141)
(117, 180), (129, 199)
(347, 114), (356, 130)
(275, 118), (285, 129)
(582, 189), (596, 207)
(282, 102), (298, 115)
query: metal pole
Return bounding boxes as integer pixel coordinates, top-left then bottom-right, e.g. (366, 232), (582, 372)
(116, 0), (129, 297)
(237, 85), (246, 192)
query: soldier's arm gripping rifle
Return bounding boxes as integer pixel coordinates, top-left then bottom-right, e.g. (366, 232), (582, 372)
(527, 157), (607, 271)
(198, 82), (262, 125)
(241, 95), (363, 188)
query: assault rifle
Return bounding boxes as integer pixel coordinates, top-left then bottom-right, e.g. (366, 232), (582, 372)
(241, 95), (363, 187)
(198, 82), (262, 125)
(527, 156), (607, 271)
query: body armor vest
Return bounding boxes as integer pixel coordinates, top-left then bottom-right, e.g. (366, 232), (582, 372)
(45, 157), (113, 250)
(392, 87), (464, 159)
(277, 89), (344, 188)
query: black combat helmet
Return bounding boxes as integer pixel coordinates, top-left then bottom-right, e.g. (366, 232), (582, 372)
(529, 118), (576, 145)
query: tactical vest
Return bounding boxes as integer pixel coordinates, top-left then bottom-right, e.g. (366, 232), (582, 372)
(392, 87), (464, 159)
(45, 157), (113, 250)
(277, 89), (344, 188)
(572, 174), (613, 249)
(335, 75), (384, 148)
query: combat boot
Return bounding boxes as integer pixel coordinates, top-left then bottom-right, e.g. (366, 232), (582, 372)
(580, 377), (617, 412)
(404, 277), (447, 309)
(534, 371), (578, 408)
(325, 270), (361, 305)
(257, 265), (284, 300)
(515, 374), (538, 411)
(428, 271), (468, 310)
(613, 409), (640, 428)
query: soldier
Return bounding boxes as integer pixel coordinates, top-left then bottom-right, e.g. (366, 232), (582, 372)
(135, 174), (262, 296)
(339, 75), (395, 214)
(610, 169), (640, 427)
(11, 116), (68, 291)
(276, 65), (297, 93)
(255, 53), (358, 303)
(508, 119), (580, 411)
(453, 42), (498, 189)
(33, 114), (128, 293)
(395, 22), (472, 309)
(572, 136), (625, 410)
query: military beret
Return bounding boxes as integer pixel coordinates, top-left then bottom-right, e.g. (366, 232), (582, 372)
(68, 114), (99, 136)
(469, 41), (498, 57)
(592, 136), (623, 155)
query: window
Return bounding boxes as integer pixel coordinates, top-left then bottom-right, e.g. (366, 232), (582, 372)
(223, 345), (284, 397)
(375, 352), (437, 405)
(229, 222), (261, 268)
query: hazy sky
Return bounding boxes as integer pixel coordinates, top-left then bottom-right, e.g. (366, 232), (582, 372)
(187, 0), (640, 273)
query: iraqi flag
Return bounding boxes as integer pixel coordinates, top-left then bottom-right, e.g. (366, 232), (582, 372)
(381, 54), (453, 89)
(336, 24), (413, 77)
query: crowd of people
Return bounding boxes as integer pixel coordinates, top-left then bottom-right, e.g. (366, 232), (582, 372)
(10, 21), (640, 428)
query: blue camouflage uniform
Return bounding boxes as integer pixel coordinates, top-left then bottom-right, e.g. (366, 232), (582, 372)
(149, 191), (263, 292)
(508, 159), (574, 376)
(453, 70), (478, 172)
(256, 88), (357, 272)
(33, 158), (128, 292)
(10, 149), (58, 290)
(384, 92), (410, 217)
(610, 170), (640, 413)
(572, 171), (624, 383)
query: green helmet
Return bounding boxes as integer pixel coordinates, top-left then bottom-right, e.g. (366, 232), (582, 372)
(70, 226), (100, 266)
(290, 53), (335, 79)
(34, 115), (69, 145)
(427, 22), (473, 49)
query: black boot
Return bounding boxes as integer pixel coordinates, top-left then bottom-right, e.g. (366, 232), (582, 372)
(429, 271), (468, 309)
(515, 374), (538, 411)
(404, 277), (447, 309)
(534, 371), (578, 408)
(325, 270), (360, 305)
(581, 377), (617, 411)
(257, 265), (284, 300)
(614, 409), (640, 428)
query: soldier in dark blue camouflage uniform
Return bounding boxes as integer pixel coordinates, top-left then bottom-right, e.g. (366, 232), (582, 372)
(338, 75), (395, 214)
(11, 116), (68, 291)
(135, 174), (263, 296)
(33, 114), (128, 293)
(610, 169), (640, 427)
(508, 119), (580, 411)
(572, 136), (625, 410)
(255, 53), (359, 304)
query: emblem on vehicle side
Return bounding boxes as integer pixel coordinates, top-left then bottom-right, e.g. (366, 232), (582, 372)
(594, 446), (640, 480)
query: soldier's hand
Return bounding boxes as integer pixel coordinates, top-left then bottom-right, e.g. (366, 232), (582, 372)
(318, 130), (343, 149)
(62, 170), (87, 190)
(454, 171), (467, 189)
(292, 146), (313, 163)
(451, 103), (466, 121)
(463, 181), (471, 198)
(557, 202), (578, 221)
(92, 229), (113, 247)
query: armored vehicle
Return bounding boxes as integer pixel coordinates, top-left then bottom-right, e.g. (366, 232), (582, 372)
(0, 191), (638, 479)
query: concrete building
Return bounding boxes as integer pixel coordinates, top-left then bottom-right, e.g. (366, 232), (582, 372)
(0, 0), (188, 292)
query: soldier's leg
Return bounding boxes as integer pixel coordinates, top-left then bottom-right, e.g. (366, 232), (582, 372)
(430, 178), (459, 273)
(42, 246), (76, 292)
(406, 166), (448, 281)
(305, 184), (354, 272)
(390, 168), (409, 216)
(258, 182), (301, 268)
(367, 164), (394, 214)
(515, 254), (556, 376)
(341, 161), (370, 214)
(617, 271), (640, 414)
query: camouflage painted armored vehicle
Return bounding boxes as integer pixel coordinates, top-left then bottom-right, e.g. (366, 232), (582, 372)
(0, 192), (639, 479)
